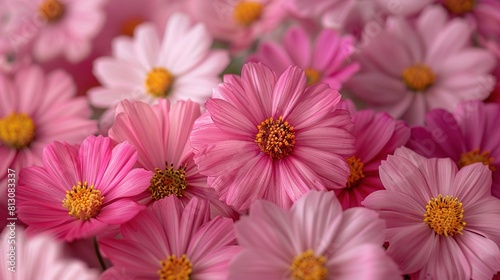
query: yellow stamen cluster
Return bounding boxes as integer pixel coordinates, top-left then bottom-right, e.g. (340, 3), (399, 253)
(158, 254), (192, 280)
(290, 249), (328, 280)
(424, 194), (466, 236)
(145, 67), (174, 98)
(346, 156), (365, 188)
(444, 0), (475, 15)
(255, 116), (296, 160)
(233, 2), (263, 26)
(62, 182), (104, 220)
(458, 148), (496, 172)
(0, 112), (36, 149)
(149, 163), (188, 200)
(402, 63), (436, 92)
(305, 68), (321, 86)
(39, 0), (65, 22)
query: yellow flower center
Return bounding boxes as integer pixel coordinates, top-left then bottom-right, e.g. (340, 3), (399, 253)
(149, 163), (188, 200)
(458, 148), (496, 172)
(121, 17), (143, 37)
(346, 156), (365, 188)
(423, 194), (466, 236)
(255, 116), (296, 160)
(290, 249), (328, 280)
(233, 2), (263, 26)
(0, 112), (36, 149)
(305, 68), (321, 86)
(444, 0), (475, 15)
(402, 63), (436, 92)
(145, 67), (174, 98)
(62, 182), (104, 221)
(158, 254), (192, 280)
(39, 0), (65, 22)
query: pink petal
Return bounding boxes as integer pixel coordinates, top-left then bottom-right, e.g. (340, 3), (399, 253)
(283, 26), (311, 69)
(453, 163), (492, 206)
(271, 66), (307, 119)
(97, 199), (145, 225)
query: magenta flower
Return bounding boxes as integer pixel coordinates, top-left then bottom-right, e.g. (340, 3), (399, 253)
(248, 25), (359, 90)
(109, 99), (238, 219)
(407, 100), (500, 199)
(190, 62), (355, 211)
(0, 227), (99, 279)
(363, 147), (500, 279)
(347, 5), (496, 125)
(229, 191), (401, 279)
(99, 196), (239, 279)
(17, 135), (151, 241)
(335, 100), (410, 209)
(187, 0), (288, 52)
(0, 65), (96, 210)
(88, 13), (229, 109)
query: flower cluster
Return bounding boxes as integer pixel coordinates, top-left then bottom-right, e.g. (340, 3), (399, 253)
(1, 0), (500, 279)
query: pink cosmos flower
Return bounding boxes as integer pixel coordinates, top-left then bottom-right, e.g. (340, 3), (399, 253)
(12, 0), (106, 62)
(88, 12), (229, 109)
(190, 62), (355, 211)
(186, 0), (287, 52)
(376, 0), (500, 41)
(0, 227), (99, 279)
(362, 147), (500, 279)
(347, 5), (496, 125)
(248, 25), (359, 90)
(0, 65), (96, 218)
(99, 196), (239, 279)
(407, 100), (500, 199)
(335, 100), (410, 209)
(289, 0), (378, 35)
(109, 99), (238, 219)
(229, 191), (401, 279)
(17, 135), (151, 241)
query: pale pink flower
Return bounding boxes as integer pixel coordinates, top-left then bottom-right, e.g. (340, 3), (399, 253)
(229, 191), (401, 279)
(17, 135), (151, 241)
(407, 100), (500, 199)
(248, 25), (359, 90)
(363, 147), (500, 279)
(0, 227), (99, 279)
(15, 0), (106, 62)
(99, 196), (239, 279)
(335, 100), (410, 209)
(0, 65), (97, 216)
(376, 0), (500, 42)
(88, 13), (229, 109)
(347, 5), (496, 125)
(186, 0), (288, 52)
(289, 0), (378, 35)
(109, 99), (238, 219)
(190, 62), (355, 211)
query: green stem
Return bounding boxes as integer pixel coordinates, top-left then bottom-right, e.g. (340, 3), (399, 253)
(93, 236), (107, 271)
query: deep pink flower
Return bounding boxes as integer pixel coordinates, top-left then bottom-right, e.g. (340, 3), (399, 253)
(190, 62), (355, 211)
(347, 5), (496, 125)
(363, 147), (500, 279)
(0, 227), (99, 279)
(335, 100), (410, 209)
(17, 135), (151, 241)
(186, 0), (288, 52)
(407, 100), (500, 199)
(99, 196), (239, 279)
(109, 99), (238, 219)
(88, 13), (229, 109)
(248, 25), (359, 90)
(229, 191), (401, 279)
